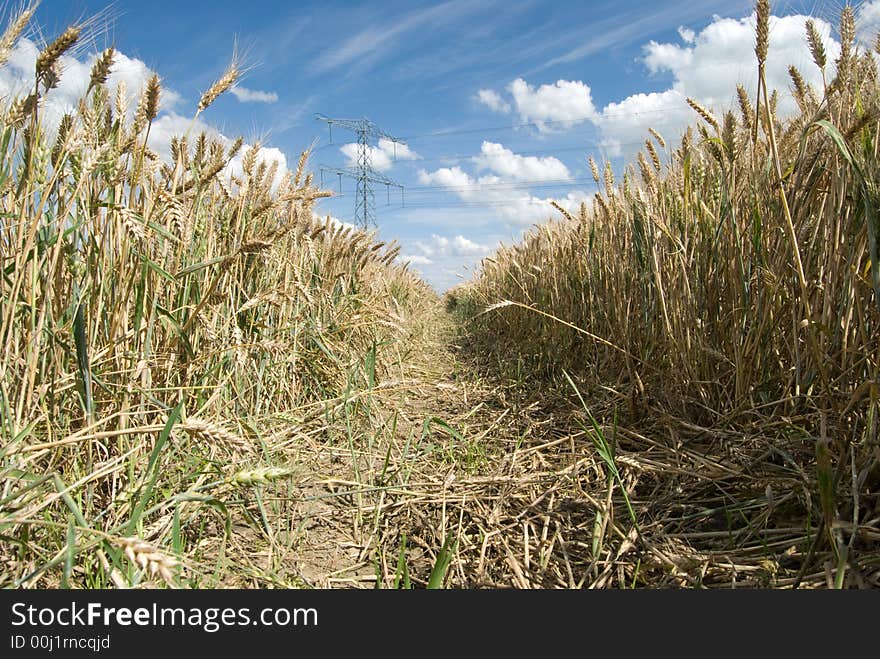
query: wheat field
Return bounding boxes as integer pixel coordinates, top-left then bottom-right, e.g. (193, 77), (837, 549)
(1, 2), (878, 588)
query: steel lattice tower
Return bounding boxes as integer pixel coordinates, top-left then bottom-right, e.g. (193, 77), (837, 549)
(315, 114), (405, 228)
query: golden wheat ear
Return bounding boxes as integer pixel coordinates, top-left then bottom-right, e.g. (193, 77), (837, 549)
(0, 3), (37, 67)
(197, 50), (247, 116)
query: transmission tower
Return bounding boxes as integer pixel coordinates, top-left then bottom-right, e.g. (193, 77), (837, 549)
(315, 113), (405, 228)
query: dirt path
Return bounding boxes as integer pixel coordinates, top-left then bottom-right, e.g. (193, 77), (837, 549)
(274, 306), (621, 588)
(278, 307), (504, 587)
(240, 306), (836, 589)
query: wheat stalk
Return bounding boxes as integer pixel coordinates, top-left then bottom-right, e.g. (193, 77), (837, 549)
(603, 160), (615, 197)
(755, 0), (769, 63)
(736, 85), (754, 134)
(587, 156), (600, 183)
(7, 93), (38, 127)
(835, 6), (855, 86)
(114, 79), (128, 121)
(637, 152), (655, 186)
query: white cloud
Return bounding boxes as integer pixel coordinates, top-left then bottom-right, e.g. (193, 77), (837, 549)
(418, 162), (589, 228)
(595, 89), (691, 158)
(412, 233), (492, 261)
(417, 165), (472, 189)
(507, 78), (598, 131)
(590, 11), (840, 158)
(473, 141), (570, 181)
(858, 1), (880, 45)
(475, 78), (599, 132)
(476, 88), (510, 113)
(340, 137), (419, 172)
(400, 232), (497, 291)
(473, 11), (842, 160)
(643, 40), (693, 74)
(402, 254), (433, 265)
(433, 234), (492, 256)
(0, 38), (182, 133)
(230, 85), (278, 104)
(379, 138), (419, 161)
(678, 26), (696, 44)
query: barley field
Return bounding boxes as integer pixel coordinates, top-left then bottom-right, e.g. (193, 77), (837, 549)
(1, 1), (878, 589)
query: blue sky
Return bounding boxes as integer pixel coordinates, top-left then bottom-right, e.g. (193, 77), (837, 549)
(15, 0), (880, 289)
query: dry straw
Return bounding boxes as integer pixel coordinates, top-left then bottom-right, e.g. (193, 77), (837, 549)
(181, 418), (250, 450)
(5, 1), (878, 592)
(118, 537), (178, 587)
(455, 1), (880, 588)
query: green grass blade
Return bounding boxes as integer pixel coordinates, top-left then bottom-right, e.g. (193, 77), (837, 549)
(427, 531), (457, 589)
(126, 402), (183, 535)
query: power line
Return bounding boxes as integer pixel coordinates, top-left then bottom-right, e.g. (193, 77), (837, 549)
(391, 178), (600, 193)
(381, 200), (585, 211)
(319, 177), (601, 196)
(325, 195), (596, 210)
(309, 97), (741, 166)
(397, 104), (690, 141)
(312, 135), (678, 173)
(309, 103), (702, 169)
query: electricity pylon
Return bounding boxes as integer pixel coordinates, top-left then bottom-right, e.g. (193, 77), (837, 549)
(315, 114), (405, 228)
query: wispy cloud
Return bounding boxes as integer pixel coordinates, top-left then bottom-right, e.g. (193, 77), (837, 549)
(269, 94), (321, 136)
(534, 0), (753, 72)
(309, 0), (485, 75)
